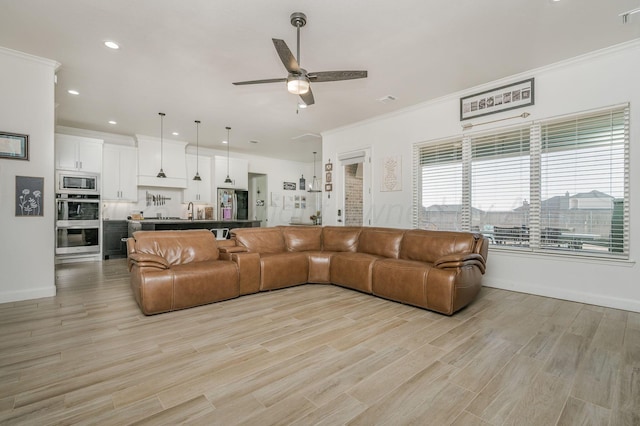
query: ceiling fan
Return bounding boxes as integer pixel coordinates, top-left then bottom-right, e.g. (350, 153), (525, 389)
(232, 12), (367, 106)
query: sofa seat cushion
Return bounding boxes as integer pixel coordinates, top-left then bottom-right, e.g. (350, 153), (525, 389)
(307, 251), (334, 283)
(170, 261), (239, 311)
(133, 260), (239, 315)
(330, 252), (381, 293)
(371, 259), (430, 309)
(260, 252), (309, 291)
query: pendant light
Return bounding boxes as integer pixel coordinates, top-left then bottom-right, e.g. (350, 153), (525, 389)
(156, 112), (167, 178)
(308, 151), (321, 192)
(224, 126), (232, 184)
(193, 120), (202, 181)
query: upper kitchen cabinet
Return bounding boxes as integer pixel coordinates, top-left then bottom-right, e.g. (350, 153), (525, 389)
(214, 155), (248, 190)
(183, 154), (212, 204)
(103, 144), (138, 202)
(136, 135), (187, 188)
(55, 134), (103, 173)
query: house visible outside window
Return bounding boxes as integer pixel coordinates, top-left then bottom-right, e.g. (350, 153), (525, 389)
(413, 104), (630, 259)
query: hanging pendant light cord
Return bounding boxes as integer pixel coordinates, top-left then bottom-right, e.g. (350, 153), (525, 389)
(224, 126), (232, 183)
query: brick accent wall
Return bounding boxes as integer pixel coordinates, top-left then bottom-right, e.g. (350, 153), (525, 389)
(344, 163), (363, 226)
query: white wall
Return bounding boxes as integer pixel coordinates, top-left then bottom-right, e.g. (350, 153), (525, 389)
(322, 40), (640, 312)
(0, 47), (59, 303)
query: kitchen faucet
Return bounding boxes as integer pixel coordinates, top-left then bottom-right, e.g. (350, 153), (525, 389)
(187, 202), (194, 220)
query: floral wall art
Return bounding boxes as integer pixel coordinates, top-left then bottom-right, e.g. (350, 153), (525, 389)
(15, 176), (43, 216)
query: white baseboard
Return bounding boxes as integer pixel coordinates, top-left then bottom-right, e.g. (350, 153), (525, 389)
(484, 279), (640, 313)
(0, 286), (57, 304)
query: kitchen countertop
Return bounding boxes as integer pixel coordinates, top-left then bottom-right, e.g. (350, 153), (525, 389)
(127, 219), (259, 224)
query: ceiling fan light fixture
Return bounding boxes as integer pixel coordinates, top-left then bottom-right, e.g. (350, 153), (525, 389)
(287, 75), (310, 95)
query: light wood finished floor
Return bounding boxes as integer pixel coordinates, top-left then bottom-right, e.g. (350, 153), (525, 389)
(0, 259), (638, 425)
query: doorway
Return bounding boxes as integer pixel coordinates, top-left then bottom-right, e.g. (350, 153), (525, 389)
(249, 173), (268, 226)
(339, 148), (371, 226)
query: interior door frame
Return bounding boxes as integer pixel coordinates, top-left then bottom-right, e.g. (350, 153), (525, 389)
(337, 147), (372, 226)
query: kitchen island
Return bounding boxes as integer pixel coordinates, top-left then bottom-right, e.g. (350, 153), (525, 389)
(127, 219), (261, 238)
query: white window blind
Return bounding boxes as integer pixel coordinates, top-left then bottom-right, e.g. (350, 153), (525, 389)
(413, 104), (630, 259)
(539, 107), (628, 256)
(471, 127), (531, 246)
(414, 139), (464, 231)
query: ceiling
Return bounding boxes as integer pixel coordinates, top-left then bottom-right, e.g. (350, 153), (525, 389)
(0, 1), (638, 162)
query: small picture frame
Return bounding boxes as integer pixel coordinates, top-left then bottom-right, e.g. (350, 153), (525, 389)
(1, 132), (29, 160)
(325, 172), (332, 183)
(325, 162), (333, 172)
(325, 183), (332, 192)
(16, 176), (44, 216)
(283, 181), (296, 190)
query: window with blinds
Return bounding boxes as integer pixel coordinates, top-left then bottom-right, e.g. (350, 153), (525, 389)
(415, 140), (463, 231)
(413, 104), (630, 259)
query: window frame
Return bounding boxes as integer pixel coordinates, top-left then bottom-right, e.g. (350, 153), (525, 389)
(413, 104), (630, 260)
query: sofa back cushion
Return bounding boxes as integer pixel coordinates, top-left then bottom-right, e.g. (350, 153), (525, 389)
(322, 227), (361, 252)
(283, 226), (322, 252)
(133, 230), (219, 265)
(400, 230), (477, 263)
(233, 227), (285, 254)
(357, 228), (404, 258)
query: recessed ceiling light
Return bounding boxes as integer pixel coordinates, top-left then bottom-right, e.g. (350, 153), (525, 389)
(222, 140), (228, 144)
(67, 89), (79, 95)
(104, 41), (120, 49)
(172, 132), (179, 136)
(108, 120), (117, 125)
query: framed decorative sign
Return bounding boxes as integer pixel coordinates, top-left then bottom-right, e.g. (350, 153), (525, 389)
(381, 156), (402, 191)
(324, 161), (332, 171)
(1, 132), (29, 160)
(460, 78), (534, 121)
(283, 181), (296, 190)
(16, 176), (43, 216)
(325, 183), (332, 192)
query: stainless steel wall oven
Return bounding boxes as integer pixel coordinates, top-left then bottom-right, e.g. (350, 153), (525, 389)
(55, 193), (100, 255)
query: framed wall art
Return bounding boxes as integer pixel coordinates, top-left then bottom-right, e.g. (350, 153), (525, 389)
(460, 78), (534, 121)
(1, 132), (29, 160)
(16, 176), (43, 216)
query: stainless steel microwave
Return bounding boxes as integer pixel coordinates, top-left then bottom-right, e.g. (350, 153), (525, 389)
(56, 171), (100, 194)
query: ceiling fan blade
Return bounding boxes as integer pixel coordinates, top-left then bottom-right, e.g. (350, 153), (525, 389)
(308, 70), (368, 82)
(232, 78), (287, 86)
(299, 87), (315, 106)
(272, 38), (300, 73)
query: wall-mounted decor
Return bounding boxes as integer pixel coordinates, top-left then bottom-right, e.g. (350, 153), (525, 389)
(324, 161), (333, 172)
(381, 156), (402, 192)
(325, 172), (332, 183)
(283, 181), (296, 190)
(460, 78), (534, 121)
(325, 183), (333, 192)
(299, 175), (306, 190)
(1, 132), (29, 160)
(16, 176), (43, 216)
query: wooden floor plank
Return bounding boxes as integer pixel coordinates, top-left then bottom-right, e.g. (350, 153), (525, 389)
(0, 258), (637, 425)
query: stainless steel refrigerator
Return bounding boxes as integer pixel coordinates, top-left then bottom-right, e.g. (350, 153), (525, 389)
(217, 188), (249, 220)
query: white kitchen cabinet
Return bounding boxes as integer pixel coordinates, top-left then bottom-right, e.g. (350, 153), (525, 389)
(183, 154), (212, 204)
(214, 155), (248, 190)
(103, 144), (138, 201)
(136, 135), (187, 188)
(55, 134), (103, 173)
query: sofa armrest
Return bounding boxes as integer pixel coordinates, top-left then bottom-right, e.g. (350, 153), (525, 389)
(434, 253), (486, 274)
(128, 252), (170, 271)
(219, 246), (249, 254)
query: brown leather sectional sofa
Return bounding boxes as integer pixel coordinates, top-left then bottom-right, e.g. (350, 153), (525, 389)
(127, 226), (489, 316)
